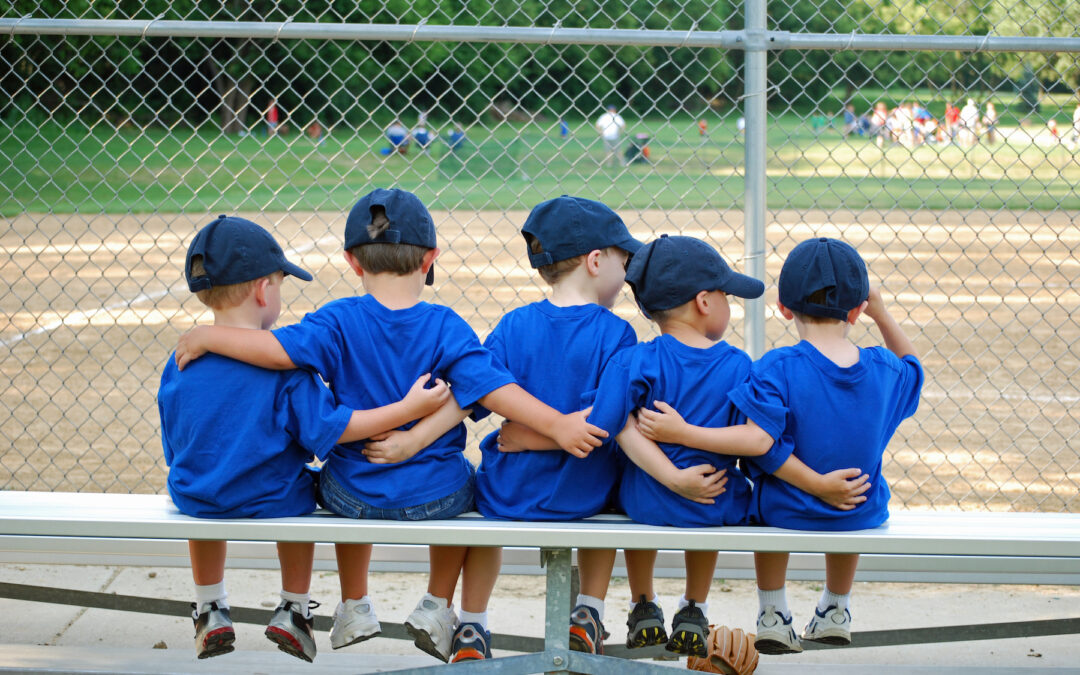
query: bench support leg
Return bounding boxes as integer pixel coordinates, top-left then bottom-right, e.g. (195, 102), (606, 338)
(541, 547), (572, 674)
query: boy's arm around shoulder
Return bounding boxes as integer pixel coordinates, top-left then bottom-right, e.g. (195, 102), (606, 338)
(176, 325), (294, 371)
(337, 374), (452, 446)
(363, 394), (469, 464)
(637, 403), (773, 457)
(479, 384), (607, 458)
(772, 451), (871, 511)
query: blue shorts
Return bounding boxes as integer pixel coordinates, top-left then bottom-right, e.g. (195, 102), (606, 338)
(317, 467), (475, 521)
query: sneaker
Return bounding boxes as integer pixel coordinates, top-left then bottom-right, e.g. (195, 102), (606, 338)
(569, 604), (606, 655)
(754, 605), (802, 655)
(626, 595), (668, 648)
(665, 601), (709, 657)
(449, 622), (491, 662)
(802, 604), (852, 645)
(330, 597), (382, 650)
(404, 594), (458, 662)
(192, 601), (235, 659)
(265, 600), (318, 662)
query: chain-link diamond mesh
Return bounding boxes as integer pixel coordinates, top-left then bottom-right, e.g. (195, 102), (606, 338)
(2, 1), (1078, 511)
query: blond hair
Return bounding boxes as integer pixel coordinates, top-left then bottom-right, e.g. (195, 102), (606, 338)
(189, 256), (282, 309)
(523, 232), (588, 285)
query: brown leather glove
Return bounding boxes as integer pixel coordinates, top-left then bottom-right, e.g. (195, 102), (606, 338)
(687, 625), (758, 675)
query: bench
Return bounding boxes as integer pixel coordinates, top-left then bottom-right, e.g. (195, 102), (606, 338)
(2, 491), (1079, 674)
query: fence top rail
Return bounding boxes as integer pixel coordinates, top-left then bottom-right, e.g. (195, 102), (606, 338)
(3, 18), (1080, 53)
(2, 492), (1080, 558)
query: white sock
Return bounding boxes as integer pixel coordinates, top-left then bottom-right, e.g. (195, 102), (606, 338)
(757, 587), (789, 618)
(678, 595), (708, 616)
(194, 581), (228, 615)
(281, 590), (311, 617)
(576, 594), (605, 621)
(458, 609), (488, 629)
(629, 594), (659, 613)
(818, 588), (850, 612)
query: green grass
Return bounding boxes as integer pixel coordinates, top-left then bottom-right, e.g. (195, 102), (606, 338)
(3, 112), (1079, 216)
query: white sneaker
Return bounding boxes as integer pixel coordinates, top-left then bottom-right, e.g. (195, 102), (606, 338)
(329, 597), (382, 649)
(404, 593), (458, 662)
(803, 604), (852, 645)
(754, 604), (803, 654)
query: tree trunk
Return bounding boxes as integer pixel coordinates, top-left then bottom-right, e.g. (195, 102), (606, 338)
(203, 40), (253, 134)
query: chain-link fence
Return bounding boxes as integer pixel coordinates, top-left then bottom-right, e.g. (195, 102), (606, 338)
(2, 1), (1078, 511)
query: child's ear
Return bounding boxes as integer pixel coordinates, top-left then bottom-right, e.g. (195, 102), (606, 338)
(776, 299), (794, 320)
(694, 290), (711, 315)
(584, 249), (603, 276)
(343, 250), (364, 277)
(421, 247), (440, 273)
(846, 300), (869, 325)
(253, 277), (270, 307)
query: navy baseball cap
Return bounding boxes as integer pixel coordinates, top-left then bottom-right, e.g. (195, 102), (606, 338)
(625, 234), (764, 317)
(779, 237), (869, 321)
(345, 188), (437, 284)
(521, 195), (642, 268)
(185, 215), (312, 292)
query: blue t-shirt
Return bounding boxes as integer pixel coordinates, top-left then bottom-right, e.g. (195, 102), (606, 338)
(729, 341), (924, 531)
(158, 353), (352, 519)
(273, 295), (516, 508)
(474, 300), (638, 520)
(587, 334), (754, 527)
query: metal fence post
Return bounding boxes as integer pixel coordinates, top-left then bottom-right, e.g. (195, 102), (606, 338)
(743, 0), (767, 360)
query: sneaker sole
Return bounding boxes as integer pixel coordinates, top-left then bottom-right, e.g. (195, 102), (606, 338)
(803, 631), (851, 646)
(197, 628), (235, 659)
(330, 629), (382, 650)
(265, 626), (315, 663)
(405, 623), (449, 662)
(569, 628), (601, 655)
(626, 624), (668, 649)
(450, 648), (488, 662)
(754, 637), (803, 655)
(666, 626), (707, 657)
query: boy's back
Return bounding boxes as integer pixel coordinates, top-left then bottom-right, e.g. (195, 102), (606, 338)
(475, 299), (636, 520)
(159, 353), (351, 518)
(734, 341), (921, 530)
(273, 294), (514, 508)
(590, 333), (754, 527)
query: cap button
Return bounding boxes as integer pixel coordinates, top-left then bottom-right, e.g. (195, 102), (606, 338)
(660, 233), (669, 238)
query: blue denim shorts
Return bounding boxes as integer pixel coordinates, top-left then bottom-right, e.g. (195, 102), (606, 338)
(317, 467), (475, 521)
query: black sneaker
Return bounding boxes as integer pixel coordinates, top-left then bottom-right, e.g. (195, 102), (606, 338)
(569, 604), (606, 655)
(265, 599), (319, 662)
(192, 601), (235, 659)
(626, 595), (668, 648)
(665, 600), (708, 657)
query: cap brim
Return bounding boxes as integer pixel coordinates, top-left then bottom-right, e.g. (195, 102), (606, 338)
(425, 265), (435, 286)
(722, 272), (765, 299)
(282, 261), (313, 282)
(616, 236), (645, 256)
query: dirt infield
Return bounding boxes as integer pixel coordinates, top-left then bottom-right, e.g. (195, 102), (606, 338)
(1, 209), (1077, 511)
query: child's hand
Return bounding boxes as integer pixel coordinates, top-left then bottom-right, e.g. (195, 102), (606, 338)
(403, 374), (451, 418)
(637, 401), (688, 444)
(496, 420), (531, 453)
(174, 326), (209, 371)
(669, 465), (728, 504)
(363, 430), (421, 464)
(551, 408), (608, 458)
(862, 285), (885, 322)
(814, 468), (871, 510)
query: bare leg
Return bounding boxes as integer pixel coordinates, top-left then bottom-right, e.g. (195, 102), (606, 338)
(428, 545), (468, 601)
(754, 551), (789, 590)
(277, 542), (315, 595)
(335, 543), (372, 600)
(684, 550), (718, 603)
(460, 547), (502, 613)
(824, 553), (859, 595)
(624, 549), (658, 601)
(578, 548), (616, 599)
(189, 540), (227, 585)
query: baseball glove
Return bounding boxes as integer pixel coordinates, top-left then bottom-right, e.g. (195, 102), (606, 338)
(686, 625), (758, 675)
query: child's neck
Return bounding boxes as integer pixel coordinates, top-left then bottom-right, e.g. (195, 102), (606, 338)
(212, 304), (264, 330)
(362, 271), (425, 310)
(547, 272), (602, 307)
(658, 317), (715, 349)
(794, 320), (859, 367)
